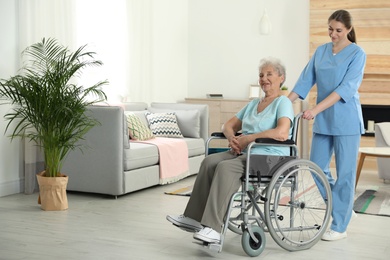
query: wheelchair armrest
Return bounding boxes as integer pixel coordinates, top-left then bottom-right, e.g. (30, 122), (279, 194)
(251, 138), (298, 156)
(211, 132), (226, 138)
(206, 132), (242, 155)
(255, 138), (295, 145)
(210, 132), (241, 138)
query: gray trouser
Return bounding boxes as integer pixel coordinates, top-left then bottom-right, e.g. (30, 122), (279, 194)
(184, 151), (247, 232)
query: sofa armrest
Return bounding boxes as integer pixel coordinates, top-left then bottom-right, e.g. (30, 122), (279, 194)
(62, 106), (125, 196)
(150, 102), (209, 142)
(122, 102), (148, 111)
(375, 123), (390, 147)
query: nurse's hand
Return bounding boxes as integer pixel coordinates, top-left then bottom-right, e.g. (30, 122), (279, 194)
(302, 109), (316, 120)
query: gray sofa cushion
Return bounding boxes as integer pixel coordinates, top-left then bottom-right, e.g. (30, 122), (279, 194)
(124, 138), (205, 171)
(122, 102), (148, 111)
(185, 138), (205, 157)
(124, 143), (159, 171)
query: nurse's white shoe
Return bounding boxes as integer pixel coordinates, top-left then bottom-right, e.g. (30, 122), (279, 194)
(321, 230), (347, 241)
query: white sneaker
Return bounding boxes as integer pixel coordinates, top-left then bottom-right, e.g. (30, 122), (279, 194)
(321, 229), (347, 241)
(193, 227), (221, 243)
(166, 214), (203, 232)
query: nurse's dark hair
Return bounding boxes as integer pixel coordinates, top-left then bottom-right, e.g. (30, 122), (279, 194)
(259, 57), (286, 87)
(328, 9), (356, 43)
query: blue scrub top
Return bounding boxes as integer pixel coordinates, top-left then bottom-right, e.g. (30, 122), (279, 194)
(235, 96), (294, 155)
(292, 42), (366, 135)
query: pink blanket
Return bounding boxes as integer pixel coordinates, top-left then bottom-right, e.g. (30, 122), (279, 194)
(132, 137), (190, 184)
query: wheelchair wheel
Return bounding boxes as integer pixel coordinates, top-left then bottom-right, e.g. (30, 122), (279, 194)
(264, 159), (332, 251)
(241, 225), (266, 257)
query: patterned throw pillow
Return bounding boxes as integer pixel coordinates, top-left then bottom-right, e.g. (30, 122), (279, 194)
(145, 112), (183, 138)
(147, 108), (200, 138)
(126, 113), (155, 141)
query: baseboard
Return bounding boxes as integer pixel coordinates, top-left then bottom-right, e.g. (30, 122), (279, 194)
(0, 179), (24, 197)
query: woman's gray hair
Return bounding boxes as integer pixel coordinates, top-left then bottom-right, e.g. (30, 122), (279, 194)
(258, 57), (286, 87)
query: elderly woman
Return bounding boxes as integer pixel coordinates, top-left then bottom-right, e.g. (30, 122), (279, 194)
(167, 57), (294, 244)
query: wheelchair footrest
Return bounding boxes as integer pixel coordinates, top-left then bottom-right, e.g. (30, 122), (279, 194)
(193, 240), (222, 253)
(206, 242), (222, 252)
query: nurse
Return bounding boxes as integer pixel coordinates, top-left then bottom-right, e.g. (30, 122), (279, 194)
(288, 9), (366, 241)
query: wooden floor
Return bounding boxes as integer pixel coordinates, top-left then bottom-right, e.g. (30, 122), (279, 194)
(0, 170), (389, 260)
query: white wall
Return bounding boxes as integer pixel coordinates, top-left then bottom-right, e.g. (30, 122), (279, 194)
(0, 0), (23, 196)
(150, 0), (189, 103)
(187, 0), (309, 99)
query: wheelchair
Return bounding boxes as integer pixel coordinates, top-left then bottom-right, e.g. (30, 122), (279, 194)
(202, 113), (332, 257)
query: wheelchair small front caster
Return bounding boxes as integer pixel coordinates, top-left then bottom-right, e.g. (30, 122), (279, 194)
(241, 225), (266, 257)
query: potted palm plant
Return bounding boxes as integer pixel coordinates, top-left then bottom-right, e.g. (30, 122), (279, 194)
(0, 38), (108, 210)
(280, 85), (289, 96)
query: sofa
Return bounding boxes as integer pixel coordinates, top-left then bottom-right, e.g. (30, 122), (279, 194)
(375, 122), (390, 181)
(61, 102), (208, 197)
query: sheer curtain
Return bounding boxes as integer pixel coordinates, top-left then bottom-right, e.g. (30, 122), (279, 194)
(74, 0), (153, 103)
(18, 0), (77, 58)
(18, 0), (153, 102)
(18, 0), (154, 193)
(18, 0), (77, 194)
(75, 0), (130, 102)
(126, 0), (154, 102)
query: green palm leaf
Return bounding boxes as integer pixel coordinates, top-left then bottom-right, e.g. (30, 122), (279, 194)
(0, 38), (108, 177)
